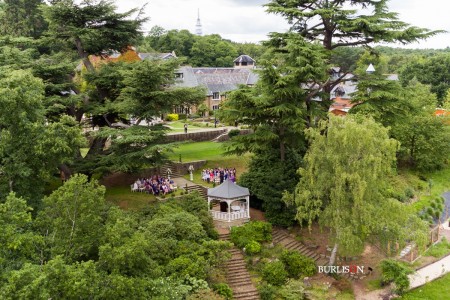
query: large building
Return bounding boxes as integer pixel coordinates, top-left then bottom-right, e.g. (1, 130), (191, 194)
(174, 55), (258, 115)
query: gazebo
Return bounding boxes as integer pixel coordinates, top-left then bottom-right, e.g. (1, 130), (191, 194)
(207, 179), (250, 222)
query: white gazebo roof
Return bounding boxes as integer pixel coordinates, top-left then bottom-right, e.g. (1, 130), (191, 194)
(207, 179), (249, 199)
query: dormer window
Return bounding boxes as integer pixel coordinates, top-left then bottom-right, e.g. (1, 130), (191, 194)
(212, 92), (220, 100)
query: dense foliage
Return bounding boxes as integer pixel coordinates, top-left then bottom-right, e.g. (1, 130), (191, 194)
(0, 175), (229, 299)
(142, 27), (265, 67)
(380, 259), (413, 294)
(284, 116), (428, 263)
(230, 221), (272, 249)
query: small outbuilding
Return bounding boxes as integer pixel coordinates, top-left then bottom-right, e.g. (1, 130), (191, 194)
(207, 179), (250, 223)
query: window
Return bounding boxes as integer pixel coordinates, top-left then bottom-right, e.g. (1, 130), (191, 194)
(212, 105), (219, 110)
(212, 92), (220, 100)
(175, 72), (184, 79)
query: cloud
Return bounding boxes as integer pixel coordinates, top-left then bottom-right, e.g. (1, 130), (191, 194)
(114, 0), (450, 48)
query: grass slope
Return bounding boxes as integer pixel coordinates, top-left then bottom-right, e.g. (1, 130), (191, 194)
(400, 272), (450, 299)
(105, 186), (156, 210)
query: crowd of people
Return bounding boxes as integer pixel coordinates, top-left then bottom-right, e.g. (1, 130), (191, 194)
(201, 167), (237, 184)
(131, 175), (176, 195)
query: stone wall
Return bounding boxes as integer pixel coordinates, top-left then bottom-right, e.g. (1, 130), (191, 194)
(217, 129), (252, 142)
(99, 161), (208, 187)
(165, 129), (226, 142)
(167, 160), (207, 175)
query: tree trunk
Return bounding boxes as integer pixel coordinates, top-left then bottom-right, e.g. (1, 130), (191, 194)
(86, 136), (108, 157)
(8, 180), (13, 193)
(328, 243), (338, 267)
(58, 164), (72, 181)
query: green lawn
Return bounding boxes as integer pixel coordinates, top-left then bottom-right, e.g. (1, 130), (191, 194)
(183, 155), (251, 188)
(168, 141), (227, 162)
(400, 272), (450, 299)
(166, 141), (251, 187)
(165, 120), (206, 133)
(105, 186), (157, 210)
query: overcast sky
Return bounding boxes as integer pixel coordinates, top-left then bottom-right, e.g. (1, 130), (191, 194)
(115, 0), (450, 49)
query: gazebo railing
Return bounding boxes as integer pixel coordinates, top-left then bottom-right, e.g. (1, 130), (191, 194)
(210, 210), (248, 221)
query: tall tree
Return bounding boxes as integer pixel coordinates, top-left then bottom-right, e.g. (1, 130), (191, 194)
(35, 174), (107, 262)
(0, 0), (47, 38)
(0, 70), (84, 202)
(284, 116), (428, 265)
(400, 53), (450, 103)
(43, 0), (146, 74)
(265, 0), (442, 116)
(219, 34), (327, 160)
(189, 34), (238, 67)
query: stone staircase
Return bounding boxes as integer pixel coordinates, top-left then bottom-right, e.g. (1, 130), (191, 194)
(272, 228), (328, 266)
(219, 233), (260, 300)
(272, 229), (369, 280)
(160, 162), (183, 178)
(212, 128), (231, 142)
(185, 184), (208, 199)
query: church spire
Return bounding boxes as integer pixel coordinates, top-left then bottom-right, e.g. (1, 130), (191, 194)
(195, 9), (202, 36)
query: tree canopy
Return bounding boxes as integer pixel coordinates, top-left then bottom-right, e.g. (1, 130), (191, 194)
(284, 116), (428, 262)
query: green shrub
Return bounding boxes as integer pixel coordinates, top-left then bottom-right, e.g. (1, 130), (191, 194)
(259, 283), (277, 300)
(277, 279), (305, 300)
(380, 259), (413, 294)
(230, 221), (272, 249)
(212, 283), (233, 300)
(228, 129), (240, 138)
(262, 261), (288, 286)
(178, 113), (187, 120)
(190, 113), (200, 119)
(425, 237), (450, 258)
(280, 250), (316, 278)
(245, 240), (261, 255)
(404, 187), (414, 199)
(166, 113), (179, 121)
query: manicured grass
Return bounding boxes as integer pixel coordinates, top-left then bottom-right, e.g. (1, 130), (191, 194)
(165, 121), (206, 133)
(167, 141), (251, 187)
(411, 166), (450, 212)
(183, 155), (251, 188)
(400, 272), (450, 299)
(168, 141), (227, 162)
(105, 186), (157, 210)
(424, 238), (450, 258)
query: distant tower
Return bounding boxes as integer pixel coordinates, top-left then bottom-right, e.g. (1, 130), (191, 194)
(195, 9), (202, 36)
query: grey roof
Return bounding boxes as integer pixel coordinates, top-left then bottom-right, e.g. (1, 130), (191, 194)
(234, 54), (255, 63)
(330, 80), (358, 100)
(208, 179), (249, 199)
(175, 67), (257, 95)
(139, 52), (177, 60)
(386, 74), (399, 81)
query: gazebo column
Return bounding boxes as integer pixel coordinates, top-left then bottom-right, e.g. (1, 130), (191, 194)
(246, 196), (250, 218)
(228, 200), (231, 222)
(207, 197), (211, 213)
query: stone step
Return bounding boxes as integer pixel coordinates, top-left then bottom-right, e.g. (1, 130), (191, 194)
(228, 277), (252, 285)
(234, 290), (259, 300)
(284, 240), (298, 249)
(227, 262), (246, 268)
(228, 268), (250, 274)
(227, 272), (252, 280)
(227, 277), (252, 284)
